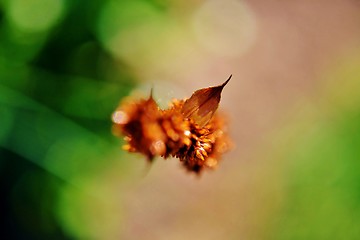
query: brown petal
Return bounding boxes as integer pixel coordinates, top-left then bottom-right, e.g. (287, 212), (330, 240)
(181, 75), (231, 127)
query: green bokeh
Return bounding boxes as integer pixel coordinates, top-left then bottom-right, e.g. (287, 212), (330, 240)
(1, 0), (360, 239)
(267, 56), (360, 239)
(0, 0), (135, 238)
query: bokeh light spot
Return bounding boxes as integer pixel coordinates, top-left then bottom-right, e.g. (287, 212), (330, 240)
(97, 1), (164, 60)
(192, 0), (257, 57)
(112, 110), (129, 124)
(7, 0), (65, 32)
(57, 183), (124, 240)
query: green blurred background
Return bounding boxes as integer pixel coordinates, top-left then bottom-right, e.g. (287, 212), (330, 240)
(1, 0), (360, 239)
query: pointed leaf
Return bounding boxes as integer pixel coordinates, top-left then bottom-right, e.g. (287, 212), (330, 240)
(181, 75), (231, 127)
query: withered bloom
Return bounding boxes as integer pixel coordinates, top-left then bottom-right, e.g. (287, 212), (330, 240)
(112, 76), (232, 174)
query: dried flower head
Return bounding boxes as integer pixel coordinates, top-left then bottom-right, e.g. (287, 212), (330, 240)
(112, 76), (232, 174)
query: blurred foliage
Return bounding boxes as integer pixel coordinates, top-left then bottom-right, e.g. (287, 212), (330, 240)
(0, 0), (135, 239)
(266, 55), (360, 240)
(1, 0), (360, 239)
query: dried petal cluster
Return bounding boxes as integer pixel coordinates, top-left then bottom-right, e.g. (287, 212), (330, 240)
(112, 77), (232, 174)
